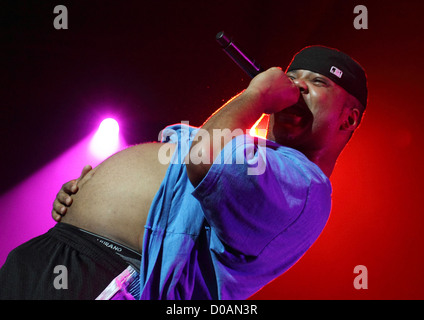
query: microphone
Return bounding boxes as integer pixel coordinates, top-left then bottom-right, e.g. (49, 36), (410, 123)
(216, 31), (264, 78)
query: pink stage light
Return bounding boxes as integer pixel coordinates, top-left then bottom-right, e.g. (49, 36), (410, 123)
(0, 117), (127, 267)
(89, 118), (121, 160)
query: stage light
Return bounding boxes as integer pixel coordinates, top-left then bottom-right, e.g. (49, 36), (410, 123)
(89, 118), (121, 160)
(249, 114), (269, 139)
(0, 117), (127, 266)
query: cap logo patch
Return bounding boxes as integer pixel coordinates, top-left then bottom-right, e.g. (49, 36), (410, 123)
(330, 66), (343, 78)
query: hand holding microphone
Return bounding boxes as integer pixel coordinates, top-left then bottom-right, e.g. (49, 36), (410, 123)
(216, 31), (299, 114)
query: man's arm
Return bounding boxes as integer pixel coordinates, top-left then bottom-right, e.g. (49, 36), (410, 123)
(185, 67), (299, 187)
(51, 67), (298, 219)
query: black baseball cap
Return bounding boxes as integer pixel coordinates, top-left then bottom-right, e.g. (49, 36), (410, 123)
(286, 45), (368, 108)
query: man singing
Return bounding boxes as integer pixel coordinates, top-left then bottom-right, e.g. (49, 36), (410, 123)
(0, 45), (367, 299)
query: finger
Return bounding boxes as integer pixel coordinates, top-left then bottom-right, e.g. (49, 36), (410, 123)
(62, 180), (78, 195)
(52, 206), (66, 222)
(56, 189), (73, 206)
(77, 165), (92, 182)
(72, 165), (93, 192)
(52, 209), (61, 222)
(53, 196), (68, 214)
(52, 209), (62, 222)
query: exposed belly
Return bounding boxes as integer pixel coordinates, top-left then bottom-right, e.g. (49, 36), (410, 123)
(61, 142), (176, 252)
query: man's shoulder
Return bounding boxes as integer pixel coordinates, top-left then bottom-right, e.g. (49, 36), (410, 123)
(265, 142), (330, 188)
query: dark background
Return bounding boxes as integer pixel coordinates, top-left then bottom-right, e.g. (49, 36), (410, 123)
(1, 0), (423, 299)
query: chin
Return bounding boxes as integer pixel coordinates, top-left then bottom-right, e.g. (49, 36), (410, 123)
(269, 123), (311, 149)
(268, 113), (313, 148)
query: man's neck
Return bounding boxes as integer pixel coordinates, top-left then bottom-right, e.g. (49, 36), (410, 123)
(306, 153), (335, 178)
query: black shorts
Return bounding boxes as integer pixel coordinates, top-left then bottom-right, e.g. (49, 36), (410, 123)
(0, 222), (141, 300)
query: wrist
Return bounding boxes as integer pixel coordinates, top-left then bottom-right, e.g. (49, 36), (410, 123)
(238, 87), (266, 116)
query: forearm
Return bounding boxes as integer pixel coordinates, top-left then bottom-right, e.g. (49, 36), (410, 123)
(186, 89), (263, 186)
(185, 67), (299, 187)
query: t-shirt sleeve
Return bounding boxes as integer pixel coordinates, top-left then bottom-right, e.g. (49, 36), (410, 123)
(191, 134), (313, 257)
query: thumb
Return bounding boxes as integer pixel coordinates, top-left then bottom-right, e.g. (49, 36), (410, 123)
(76, 164), (92, 184)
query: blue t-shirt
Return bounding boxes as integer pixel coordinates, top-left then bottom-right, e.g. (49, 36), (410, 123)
(139, 124), (332, 300)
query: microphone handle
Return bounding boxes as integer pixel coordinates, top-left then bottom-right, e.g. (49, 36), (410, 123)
(216, 31), (264, 78)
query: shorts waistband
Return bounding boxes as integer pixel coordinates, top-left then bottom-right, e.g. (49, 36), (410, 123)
(56, 223), (141, 271)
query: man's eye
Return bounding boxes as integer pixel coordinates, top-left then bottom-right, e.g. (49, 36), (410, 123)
(313, 78), (327, 85)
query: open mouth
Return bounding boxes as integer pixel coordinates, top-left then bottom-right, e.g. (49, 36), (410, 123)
(276, 102), (310, 125)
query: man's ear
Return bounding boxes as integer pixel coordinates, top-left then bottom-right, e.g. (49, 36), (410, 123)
(341, 108), (361, 131)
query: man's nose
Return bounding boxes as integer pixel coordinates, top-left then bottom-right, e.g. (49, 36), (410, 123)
(293, 79), (309, 94)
